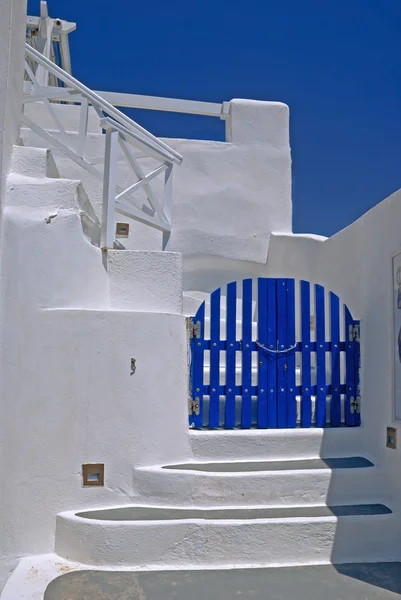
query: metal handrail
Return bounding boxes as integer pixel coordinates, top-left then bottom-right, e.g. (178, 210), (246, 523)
(25, 44), (182, 165)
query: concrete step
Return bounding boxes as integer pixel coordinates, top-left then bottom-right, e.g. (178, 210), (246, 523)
(189, 427), (367, 462)
(6, 173), (83, 210)
(10, 145), (59, 179)
(134, 457), (382, 507)
(55, 503), (398, 568)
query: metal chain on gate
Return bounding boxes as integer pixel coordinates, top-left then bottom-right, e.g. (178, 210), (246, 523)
(255, 340), (298, 354)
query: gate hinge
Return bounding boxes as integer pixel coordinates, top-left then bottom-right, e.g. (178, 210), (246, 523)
(350, 396), (361, 414)
(188, 396), (200, 416)
(349, 324), (360, 341)
(187, 317), (201, 340)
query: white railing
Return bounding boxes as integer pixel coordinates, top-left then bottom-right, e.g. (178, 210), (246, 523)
(26, 1), (76, 83)
(23, 43), (183, 250)
(93, 91), (230, 120)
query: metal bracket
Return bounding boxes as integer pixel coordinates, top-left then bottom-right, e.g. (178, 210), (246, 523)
(188, 396), (200, 416)
(350, 396), (361, 414)
(349, 324), (360, 342)
(188, 318), (201, 339)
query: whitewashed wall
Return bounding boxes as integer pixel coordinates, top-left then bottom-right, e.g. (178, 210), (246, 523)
(22, 99), (292, 278)
(0, 156), (190, 589)
(0, 0), (28, 588)
(266, 189), (401, 505)
(0, 0), (26, 188)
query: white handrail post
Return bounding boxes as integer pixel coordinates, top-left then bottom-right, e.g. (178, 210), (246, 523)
(77, 96), (89, 158)
(162, 163), (173, 250)
(101, 128), (118, 249)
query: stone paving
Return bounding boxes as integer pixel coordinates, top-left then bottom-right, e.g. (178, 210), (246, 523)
(44, 563), (401, 599)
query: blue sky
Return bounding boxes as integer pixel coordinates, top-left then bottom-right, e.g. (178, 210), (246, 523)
(28, 0), (401, 237)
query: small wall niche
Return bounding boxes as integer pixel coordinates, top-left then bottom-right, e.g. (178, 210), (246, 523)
(386, 427), (397, 449)
(82, 463), (104, 486)
(116, 222), (129, 238)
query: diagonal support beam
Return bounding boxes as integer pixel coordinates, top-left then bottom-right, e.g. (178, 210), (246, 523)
(119, 137), (169, 221)
(115, 164), (166, 204)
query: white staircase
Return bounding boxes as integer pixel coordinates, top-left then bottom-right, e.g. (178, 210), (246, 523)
(54, 428), (398, 570)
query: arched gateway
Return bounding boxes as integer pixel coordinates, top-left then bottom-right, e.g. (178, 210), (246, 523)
(188, 278), (360, 429)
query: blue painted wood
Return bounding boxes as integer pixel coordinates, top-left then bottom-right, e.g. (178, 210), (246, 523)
(301, 281), (312, 427)
(209, 288), (221, 428)
(286, 279), (297, 428)
(189, 278), (360, 431)
(354, 319), (361, 426)
(330, 292), (341, 427)
(267, 278), (277, 428)
(241, 279), (253, 428)
(277, 278), (287, 427)
(225, 281), (237, 429)
(345, 306), (356, 426)
(257, 278), (268, 428)
(315, 284), (326, 427)
(191, 302), (205, 429)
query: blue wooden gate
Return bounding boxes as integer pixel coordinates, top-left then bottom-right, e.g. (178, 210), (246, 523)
(188, 278), (360, 429)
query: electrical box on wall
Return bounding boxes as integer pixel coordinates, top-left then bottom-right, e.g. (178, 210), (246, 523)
(82, 463), (104, 486)
(386, 427), (397, 449)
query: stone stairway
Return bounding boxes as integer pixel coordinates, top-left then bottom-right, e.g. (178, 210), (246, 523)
(54, 428), (398, 569)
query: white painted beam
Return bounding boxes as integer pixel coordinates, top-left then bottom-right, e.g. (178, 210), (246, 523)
(95, 91), (230, 120)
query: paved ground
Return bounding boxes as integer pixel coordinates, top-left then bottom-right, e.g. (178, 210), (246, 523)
(44, 563), (401, 599)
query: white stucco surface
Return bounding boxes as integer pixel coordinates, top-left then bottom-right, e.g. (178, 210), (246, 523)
(107, 250), (183, 313)
(0, 0), (26, 190)
(2, 28), (401, 592)
(0, 146), (190, 590)
(21, 99), (292, 275)
(54, 508), (398, 569)
(264, 189), (401, 518)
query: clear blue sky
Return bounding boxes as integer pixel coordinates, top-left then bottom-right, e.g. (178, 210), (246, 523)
(28, 0), (401, 237)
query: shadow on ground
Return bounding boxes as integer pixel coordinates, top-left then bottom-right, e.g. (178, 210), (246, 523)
(45, 563), (401, 600)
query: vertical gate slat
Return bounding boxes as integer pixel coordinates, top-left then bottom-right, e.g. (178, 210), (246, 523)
(241, 278), (253, 429)
(225, 282), (237, 429)
(301, 281), (312, 427)
(345, 306), (356, 426)
(330, 292), (341, 426)
(315, 284), (326, 427)
(354, 319), (361, 426)
(277, 279), (287, 427)
(192, 302), (205, 429)
(286, 279), (297, 428)
(257, 278), (268, 428)
(267, 278), (277, 428)
(209, 288), (221, 428)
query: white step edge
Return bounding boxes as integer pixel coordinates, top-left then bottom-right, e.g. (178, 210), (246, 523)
(10, 145), (60, 178)
(133, 463), (383, 507)
(189, 427), (368, 461)
(55, 508), (399, 568)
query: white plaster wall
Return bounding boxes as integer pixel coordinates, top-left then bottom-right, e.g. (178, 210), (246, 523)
(0, 147), (190, 590)
(21, 99), (292, 276)
(0, 0), (26, 188)
(265, 189), (401, 506)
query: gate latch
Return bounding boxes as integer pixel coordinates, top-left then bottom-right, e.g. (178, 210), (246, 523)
(188, 396), (200, 416)
(350, 396), (361, 414)
(187, 318), (201, 339)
